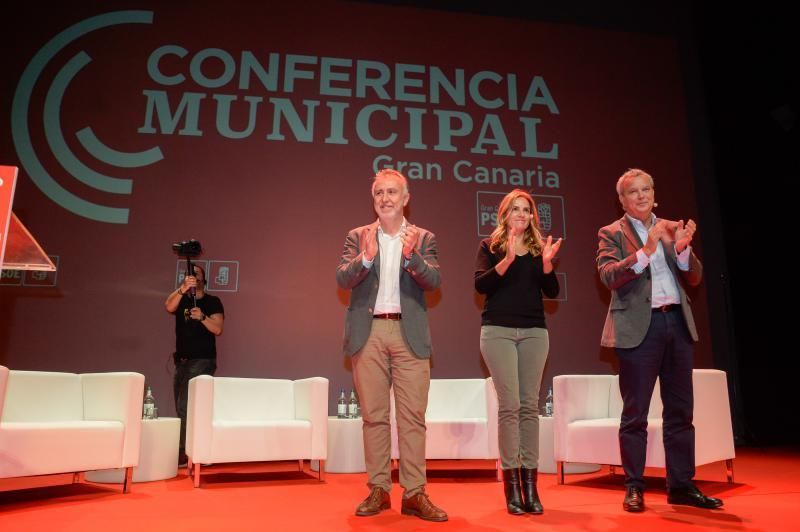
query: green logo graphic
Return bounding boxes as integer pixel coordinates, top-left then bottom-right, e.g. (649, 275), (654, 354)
(12, 11), (162, 224)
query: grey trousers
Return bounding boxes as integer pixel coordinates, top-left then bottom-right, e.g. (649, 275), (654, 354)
(480, 325), (549, 470)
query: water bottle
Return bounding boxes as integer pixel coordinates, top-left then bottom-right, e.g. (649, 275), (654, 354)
(143, 386), (156, 420)
(544, 386), (554, 417)
(337, 389), (347, 418)
(348, 389), (358, 418)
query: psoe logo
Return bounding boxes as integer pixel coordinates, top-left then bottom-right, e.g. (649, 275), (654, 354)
(12, 11), (162, 224)
(476, 190), (567, 239)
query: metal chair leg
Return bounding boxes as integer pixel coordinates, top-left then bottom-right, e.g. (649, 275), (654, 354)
(317, 460), (326, 481)
(726, 459), (735, 483)
(122, 467), (133, 494)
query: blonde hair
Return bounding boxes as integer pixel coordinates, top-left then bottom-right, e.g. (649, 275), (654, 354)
(489, 189), (545, 256)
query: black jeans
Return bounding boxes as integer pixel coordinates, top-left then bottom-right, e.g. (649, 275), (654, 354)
(174, 357), (217, 455)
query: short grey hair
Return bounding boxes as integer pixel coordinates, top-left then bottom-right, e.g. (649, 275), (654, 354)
(616, 168), (654, 196)
(372, 169), (409, 195)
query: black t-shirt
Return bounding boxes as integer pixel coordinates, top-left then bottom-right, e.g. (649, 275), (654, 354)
(174, 293), (224, 359)
(474, 238), (559, 328)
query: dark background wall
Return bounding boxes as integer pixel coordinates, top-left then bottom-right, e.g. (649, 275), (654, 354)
(1, 1), (795, 445)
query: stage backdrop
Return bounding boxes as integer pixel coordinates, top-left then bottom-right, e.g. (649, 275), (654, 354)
(0, 1), (711, 415)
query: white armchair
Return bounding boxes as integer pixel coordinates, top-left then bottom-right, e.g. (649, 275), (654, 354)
(390, 378), (500, 478)
(0, 365), (144, 493)
(553, 369), (735, 484)
(186, 375), (328, 487)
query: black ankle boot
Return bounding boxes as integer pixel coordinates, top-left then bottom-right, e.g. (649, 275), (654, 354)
(521, 468), (543, 514)
(502, 468), (525, 515)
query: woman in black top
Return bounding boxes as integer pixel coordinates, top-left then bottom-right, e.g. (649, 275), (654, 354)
(475, 189), (562, 515)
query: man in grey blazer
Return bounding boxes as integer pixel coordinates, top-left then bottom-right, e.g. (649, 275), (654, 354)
(597, 168), (723, 513)
(336, 169), (446, 522)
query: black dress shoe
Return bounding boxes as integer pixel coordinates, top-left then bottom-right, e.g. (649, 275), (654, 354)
(623, 487), (645, 512)
(667, 485), (723, 509)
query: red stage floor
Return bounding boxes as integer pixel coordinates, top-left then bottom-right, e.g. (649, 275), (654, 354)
(2, 446), (799, 531)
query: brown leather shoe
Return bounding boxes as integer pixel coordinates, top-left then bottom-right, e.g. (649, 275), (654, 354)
(355, 487), (391, 516)
(401, 492), (448, 522)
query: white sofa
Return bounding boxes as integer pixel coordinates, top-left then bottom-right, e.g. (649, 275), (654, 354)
(186, 375), (328, 487)
(0, 365), (144, 493)
(390, 378), (500, 478)
(553, 369), (735, 484)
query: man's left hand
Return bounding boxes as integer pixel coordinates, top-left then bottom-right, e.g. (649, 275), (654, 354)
(401, 225), (420, 260)
(189, 307), (205, 321)
(674, 219), (697, 253)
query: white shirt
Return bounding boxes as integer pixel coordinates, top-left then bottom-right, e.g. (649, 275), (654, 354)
(627, 213), (691, 308)
(362, 220), (407, 314)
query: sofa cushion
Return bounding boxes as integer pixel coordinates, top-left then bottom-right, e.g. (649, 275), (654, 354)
(0, 421), (124, 477)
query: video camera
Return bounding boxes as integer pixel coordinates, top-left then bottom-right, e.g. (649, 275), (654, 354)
(171, 239), (202, 258)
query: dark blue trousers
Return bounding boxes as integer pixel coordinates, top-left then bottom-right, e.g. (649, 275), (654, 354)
(616, 309), (695, 490)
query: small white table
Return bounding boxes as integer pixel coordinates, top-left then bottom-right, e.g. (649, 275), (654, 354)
(311, 416), (365, 473)
(538, 415), (600, 474)
(86, 417), (180, 483)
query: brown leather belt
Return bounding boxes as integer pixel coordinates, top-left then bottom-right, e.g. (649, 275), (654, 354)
(373, 313), (402, 320)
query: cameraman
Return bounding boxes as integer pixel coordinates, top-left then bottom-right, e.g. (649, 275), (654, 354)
(165, 264), (224, 466)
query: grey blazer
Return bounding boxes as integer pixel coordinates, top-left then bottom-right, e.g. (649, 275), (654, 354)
(597, 216), (702, 349)
(336, 223), (441, 358)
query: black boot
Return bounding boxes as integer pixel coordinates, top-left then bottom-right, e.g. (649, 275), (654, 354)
(502, 468), (525, 515)
(521, 468), (543, 514)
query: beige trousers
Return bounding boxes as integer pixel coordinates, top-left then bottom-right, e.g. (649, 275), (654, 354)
(352, 318), (430, 496)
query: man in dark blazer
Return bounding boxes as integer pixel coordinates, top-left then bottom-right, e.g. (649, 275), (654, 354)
(336, 169), (446, 522)
(597, 168), (723, 512)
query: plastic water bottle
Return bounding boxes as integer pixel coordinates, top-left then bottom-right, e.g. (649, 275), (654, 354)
(337, 389), (347, 418)
(143, 386), (156, 420)
(544, 386), (554, 417)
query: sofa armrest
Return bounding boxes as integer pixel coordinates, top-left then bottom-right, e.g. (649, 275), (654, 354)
(0, 366), (8, 420)
(82, 372), (145, 467)
(693, 369), (736, 463)
(485, 377), (499, 457)
(294, 377), (328, 460)
(187, 375), (215, 462)
(553, 375), (615, 461)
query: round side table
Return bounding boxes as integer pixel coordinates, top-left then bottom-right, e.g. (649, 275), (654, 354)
(86, 417), (180, 483)
(311, 416), (366, 473)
